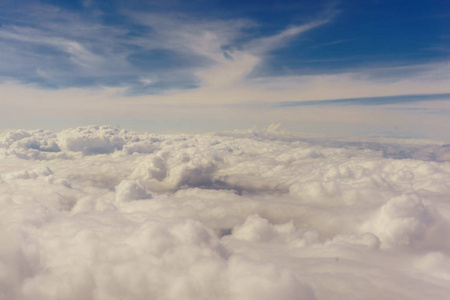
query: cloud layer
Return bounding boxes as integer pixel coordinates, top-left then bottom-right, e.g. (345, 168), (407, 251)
(1, 125), (450, 299)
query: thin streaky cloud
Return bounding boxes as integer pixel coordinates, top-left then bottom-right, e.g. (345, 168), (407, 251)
(245, 19), (331, 55)
(277, 93), (450, 107)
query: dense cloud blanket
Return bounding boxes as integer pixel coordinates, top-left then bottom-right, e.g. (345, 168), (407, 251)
(1, 125), (450, 300)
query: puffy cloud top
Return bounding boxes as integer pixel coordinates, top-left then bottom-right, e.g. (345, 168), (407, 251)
(1, 126), (450, 299)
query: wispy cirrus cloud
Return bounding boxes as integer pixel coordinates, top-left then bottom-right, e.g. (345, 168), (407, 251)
(0, 4), (133, 86)
(0, 1), (333, 92)
(0, 26), (104, 68)
(123, 11), (333, 91)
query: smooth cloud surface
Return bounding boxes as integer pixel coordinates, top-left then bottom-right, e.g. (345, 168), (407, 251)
(1, 125), (450, 299)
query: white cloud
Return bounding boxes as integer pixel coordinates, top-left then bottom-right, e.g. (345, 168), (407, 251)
(0, 5), (132, 82)
(1, 126), (450, 299)
(138, 78), (153, 86)
(127, 12), (252, 61)
(245, 20), (330, 55)
(0, 26), (105, 68)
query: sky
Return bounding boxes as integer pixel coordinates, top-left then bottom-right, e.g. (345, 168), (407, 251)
(2, 2), (450, 298)
(0, 0), (449, 139)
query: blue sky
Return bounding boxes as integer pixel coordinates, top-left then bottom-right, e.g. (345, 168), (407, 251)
(1, 0), (448, 91)
(0, 0), (449, 139)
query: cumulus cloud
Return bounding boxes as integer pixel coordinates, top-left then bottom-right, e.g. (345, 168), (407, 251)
(1, 126), (450, 299)
(115, 180), (152, 203)
(58, 125), (128, 155)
